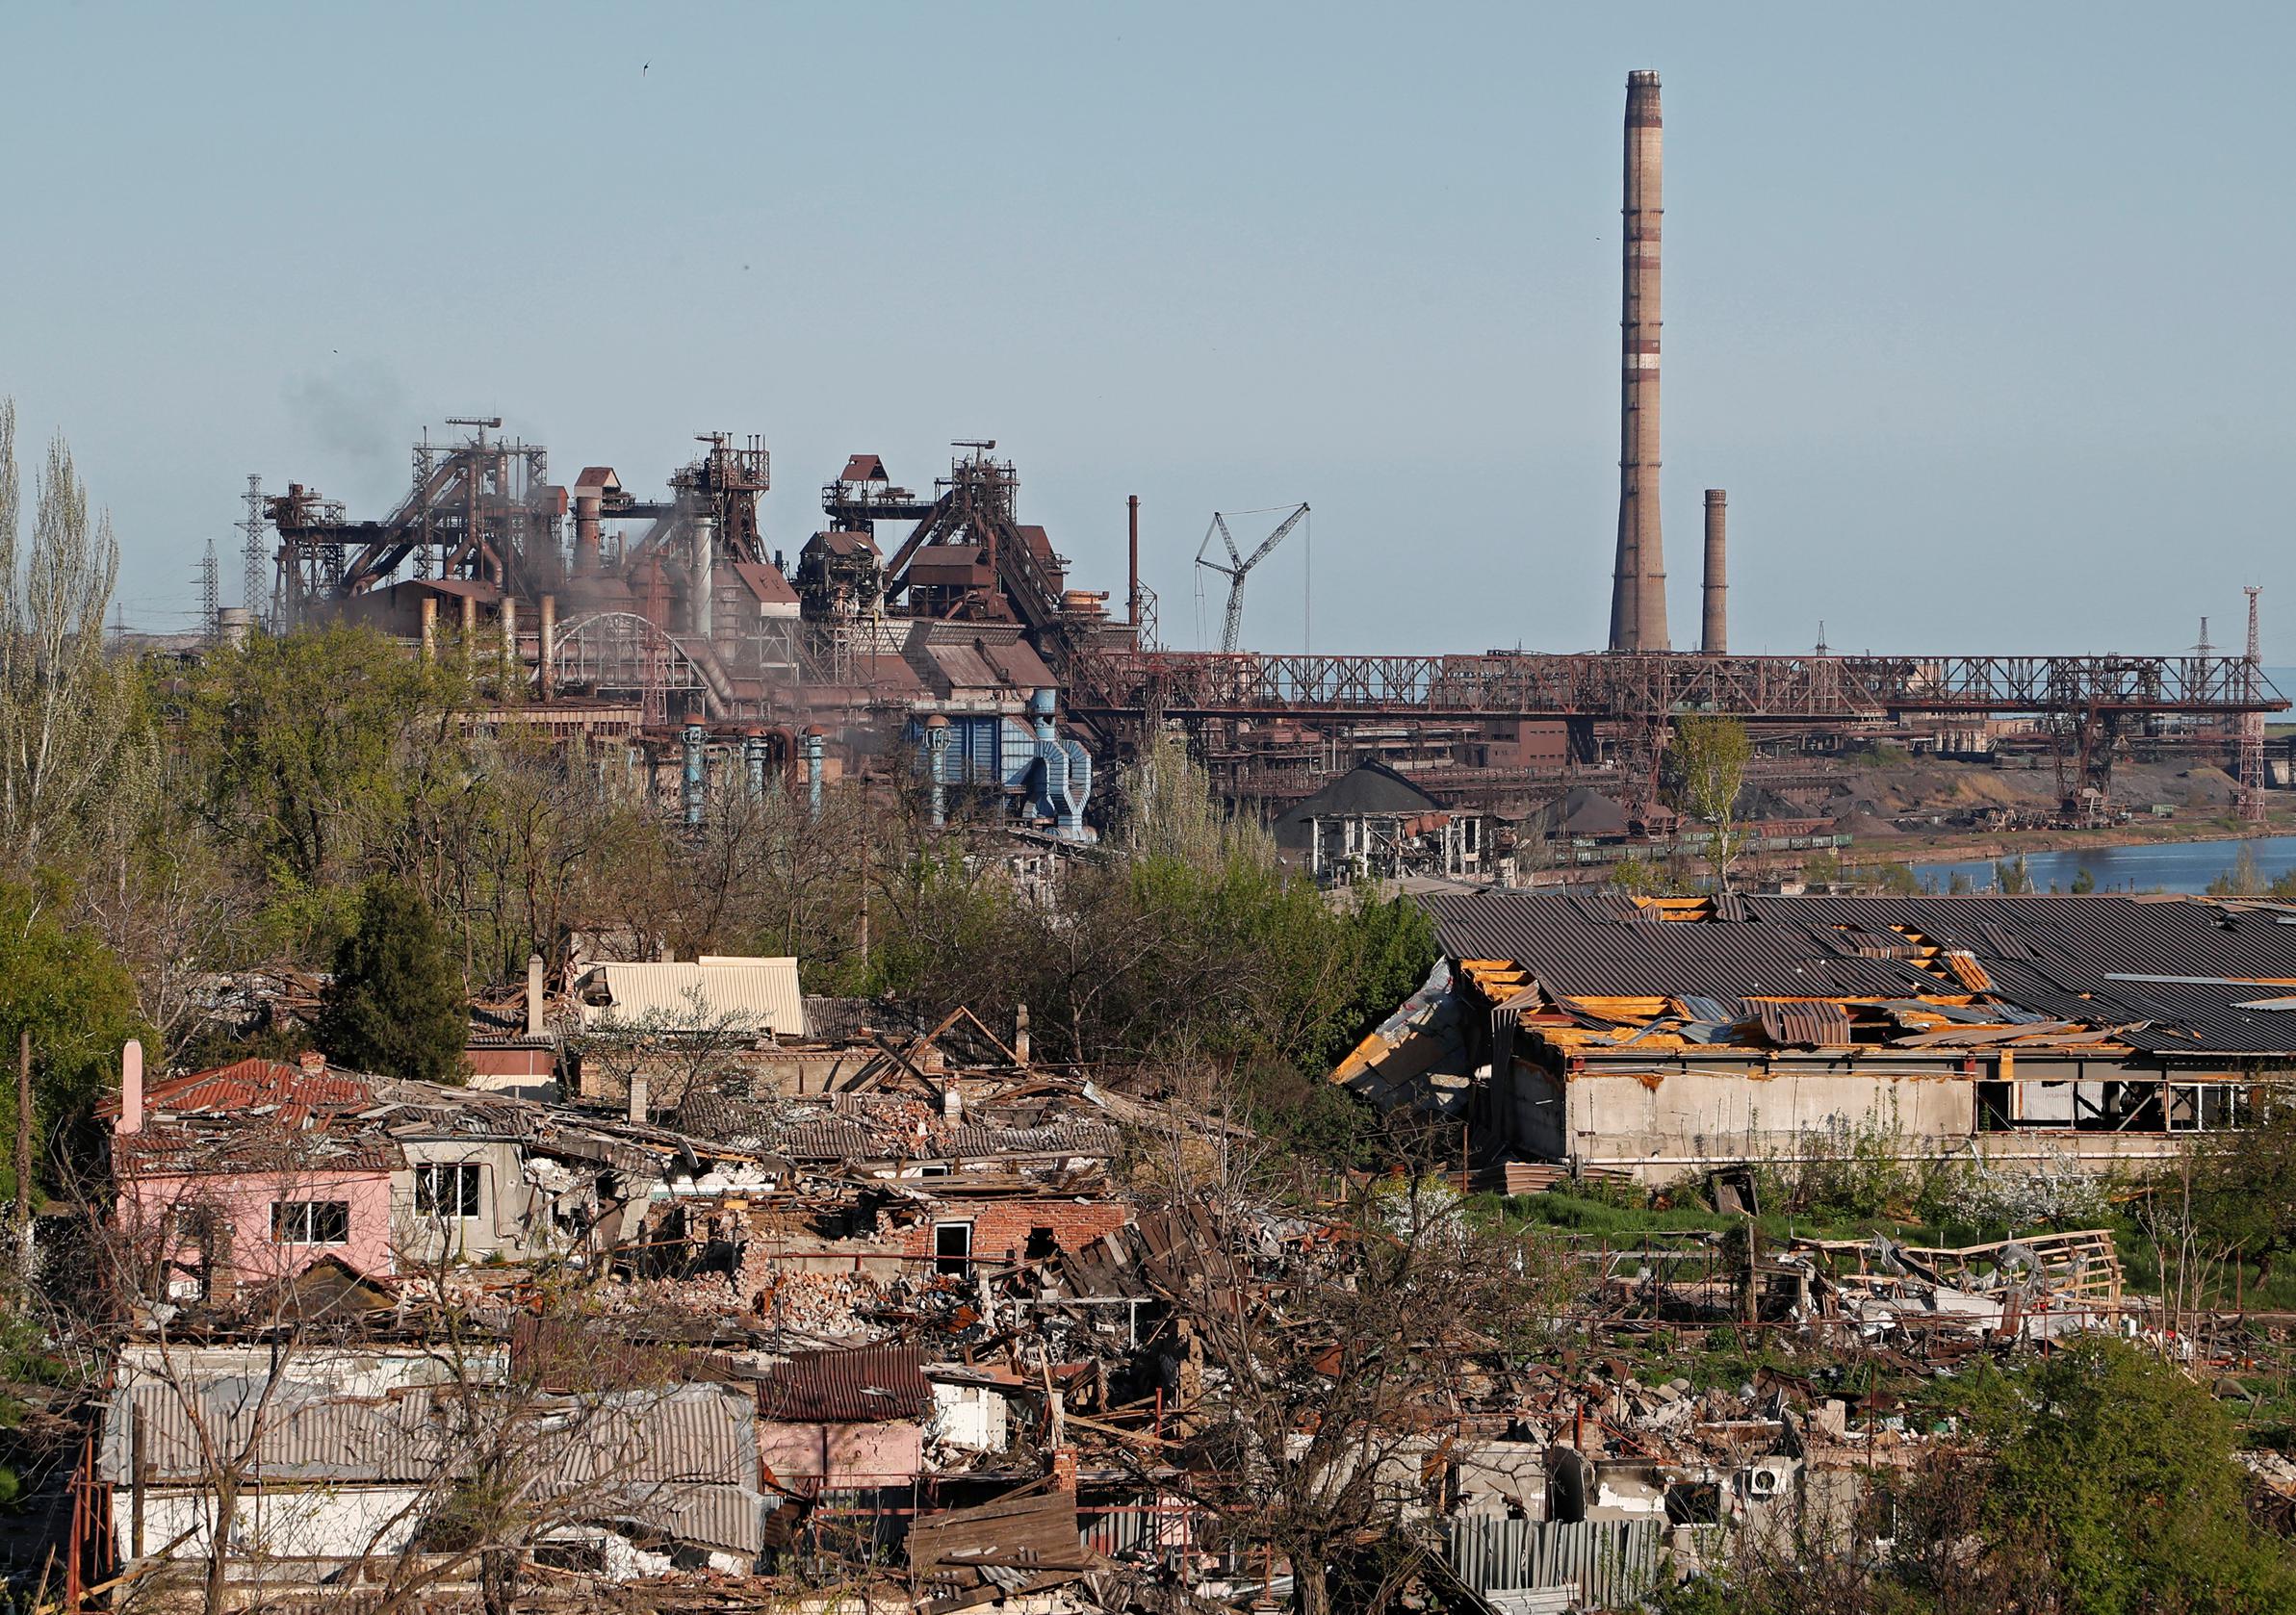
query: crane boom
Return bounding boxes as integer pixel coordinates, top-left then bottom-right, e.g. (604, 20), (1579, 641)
(1192, 501), (1309, 654)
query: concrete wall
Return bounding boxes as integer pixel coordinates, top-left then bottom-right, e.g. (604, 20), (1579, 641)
(1502, 1058), (2202, 1183)
(117, 1483), (430, 1564)
(391, 1140), (555, 1266)
(757, 1420), (922, 1488)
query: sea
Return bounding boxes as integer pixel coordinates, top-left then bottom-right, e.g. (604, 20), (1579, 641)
(1905, 665), (2296, 894)
(1911, 837), (2296, 896)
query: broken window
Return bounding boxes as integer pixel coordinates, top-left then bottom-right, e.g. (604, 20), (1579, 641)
(1975, 1082), (2013, 1131)
(414, 1162), (482, 1218)
(271, 1200), (350, 1245)
(1025, 1225), (1057, 1262)
(934, 1221), (973, 1276)
(1667, 1481), (1722, 1526)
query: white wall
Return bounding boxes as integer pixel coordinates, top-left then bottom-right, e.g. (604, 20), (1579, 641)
(117, 1484), (430, 1566)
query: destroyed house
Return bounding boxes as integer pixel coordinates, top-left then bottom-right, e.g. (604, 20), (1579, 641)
(107, 1050), (775, 1295)
(1372, 891), (2296, 1182)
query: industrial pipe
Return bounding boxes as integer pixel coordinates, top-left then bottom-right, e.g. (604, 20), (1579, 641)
(744, 730), (767, 801)
(691, 508), (715, 640)
(682, 723), (706, 828)
(539, 593), (556, 699)
(803, 728), (825, 818)
(1609, 70), (1667, 653)
(924, 714), (951, 828)
(1701, 489), (1727, 655)
(573, 493), (602, 577)
(500, 595), (517, 694)
(420, 596), (437, 662)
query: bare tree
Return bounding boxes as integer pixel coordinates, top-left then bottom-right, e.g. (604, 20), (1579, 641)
(1125, 1100), (1572, 1615)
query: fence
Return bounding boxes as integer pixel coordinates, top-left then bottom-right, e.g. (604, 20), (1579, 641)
(1446, 1516), (1666, 1610)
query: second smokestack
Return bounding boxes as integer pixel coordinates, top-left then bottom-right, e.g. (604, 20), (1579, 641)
(1701, 489), (1727, 654)
(1608, 69), (1667, 653)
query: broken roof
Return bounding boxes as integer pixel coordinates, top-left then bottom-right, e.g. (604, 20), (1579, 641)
(1423, 891), (2296, 1059)
(757, 1344), (930, 1423)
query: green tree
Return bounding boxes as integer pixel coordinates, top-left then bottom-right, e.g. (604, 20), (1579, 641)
(175, 624), (471, 951)
(1673, 714), (1753, 890)
(2208, 844), (2265, 897)
(1870, 860), (1922, 896)
(2071, 867), (2097, 894)
(1975, 1337), (2296, 1613)
(0, 880), (142, 1191)
(0, 399), (147, 881)
(2188, 1096), (2296, 1284)
(318, 879), (468, 1083)
(1995, 856), (2034, 894)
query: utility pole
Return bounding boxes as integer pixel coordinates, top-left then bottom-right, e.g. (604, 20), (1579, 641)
(14, 1032), (32, 1282)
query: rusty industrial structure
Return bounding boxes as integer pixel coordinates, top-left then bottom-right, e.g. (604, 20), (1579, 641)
(1610, 70), (1668, 654)
(230, 71), (2288, 849)
(1701, 489), (1727, 655)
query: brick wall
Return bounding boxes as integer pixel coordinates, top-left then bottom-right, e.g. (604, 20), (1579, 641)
(898, 1200), (1130, 1265)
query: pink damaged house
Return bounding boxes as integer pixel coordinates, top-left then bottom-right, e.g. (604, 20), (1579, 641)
(105, 1044), (400, 1299)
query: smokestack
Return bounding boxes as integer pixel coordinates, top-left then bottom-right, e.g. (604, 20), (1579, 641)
(1608, 70), (1667, 653)
(690, 508), (715, 639)
(1701, 489), (1727, 654)
(1127, 496), (1140, 627)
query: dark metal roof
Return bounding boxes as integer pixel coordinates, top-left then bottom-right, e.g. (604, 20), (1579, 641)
(1422, 891), (2296, 1057)
(756, 1346), (929, 1423)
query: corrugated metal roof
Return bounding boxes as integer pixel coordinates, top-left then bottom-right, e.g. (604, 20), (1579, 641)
(1422, 890), (2296, 1057)
(578, 958), (803, 1035)
(1754, 1000), (1853, 1047)
(106, 1377), (761, 1553)
(757, 1346), (929, 1423)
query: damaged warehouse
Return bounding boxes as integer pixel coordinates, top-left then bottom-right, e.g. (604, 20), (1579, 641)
(1342, 890), (2296, 1182)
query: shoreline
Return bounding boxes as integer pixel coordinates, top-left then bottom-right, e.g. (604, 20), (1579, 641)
(1870, 819), (2296, 869)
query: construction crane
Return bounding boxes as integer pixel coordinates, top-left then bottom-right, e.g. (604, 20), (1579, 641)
(1194, 502), (1307, 654)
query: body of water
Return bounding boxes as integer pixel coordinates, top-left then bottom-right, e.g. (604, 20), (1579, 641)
(1912, 836), (2296, 895)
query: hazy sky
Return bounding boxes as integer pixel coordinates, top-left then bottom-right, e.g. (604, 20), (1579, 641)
(4, 3), (2292, 659)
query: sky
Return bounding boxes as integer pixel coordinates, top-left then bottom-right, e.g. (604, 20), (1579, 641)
(3, 2), (2292, 660)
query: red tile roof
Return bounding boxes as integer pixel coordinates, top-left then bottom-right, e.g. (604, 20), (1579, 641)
(101, 1059), (373, 1129)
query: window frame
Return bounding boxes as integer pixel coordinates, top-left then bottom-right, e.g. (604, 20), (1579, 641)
(414, 1161), (483, 1219)
(933, 1220), (973, 1276)
(271, 1199), (351, 1245)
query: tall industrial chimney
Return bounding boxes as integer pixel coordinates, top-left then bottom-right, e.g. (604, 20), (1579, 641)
(1701, 489), (1726, 654)
(1608, 70), (1667, 652)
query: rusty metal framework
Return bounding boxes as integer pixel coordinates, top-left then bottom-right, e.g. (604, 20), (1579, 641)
(1064, 649), (2289, 724)
(271, 418), (556, 626)
(552, 610), (712, 728)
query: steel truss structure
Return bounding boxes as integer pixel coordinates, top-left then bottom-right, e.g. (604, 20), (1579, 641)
(1064, 650), (2288, 725)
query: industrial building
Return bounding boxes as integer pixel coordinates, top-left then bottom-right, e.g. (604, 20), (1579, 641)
(1340, 890), (2296, 1183)
(221, 71), (2288, 856)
